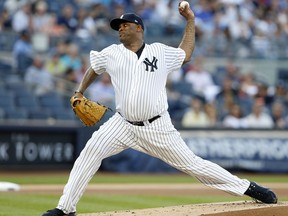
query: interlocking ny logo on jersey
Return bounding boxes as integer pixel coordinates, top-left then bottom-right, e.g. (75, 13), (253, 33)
(143, 56), (158, 72)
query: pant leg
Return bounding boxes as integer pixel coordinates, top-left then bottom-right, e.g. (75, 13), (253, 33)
(133, 111), (250, 196)
(57, 113), (136, 213)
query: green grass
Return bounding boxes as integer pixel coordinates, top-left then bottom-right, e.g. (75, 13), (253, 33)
(0, 193), (247, 216)
(0, 172), (287, 216)
(1, 172), (287, 184)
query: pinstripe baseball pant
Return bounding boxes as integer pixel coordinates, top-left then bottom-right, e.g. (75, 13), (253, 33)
(57, 111), (250, 213)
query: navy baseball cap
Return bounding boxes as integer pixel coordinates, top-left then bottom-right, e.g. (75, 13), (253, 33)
(110, 13), (144, 31)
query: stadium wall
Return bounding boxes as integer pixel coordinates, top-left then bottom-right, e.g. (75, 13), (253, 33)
(0, 123), (287, 173)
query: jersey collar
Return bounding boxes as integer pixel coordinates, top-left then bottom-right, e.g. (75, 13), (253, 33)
(135, 43), (145, 59)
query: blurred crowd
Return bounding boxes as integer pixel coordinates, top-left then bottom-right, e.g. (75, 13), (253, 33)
(0, 0), (288, 58)
(167, 56), (288, 129)
(0, 0), (288, 129)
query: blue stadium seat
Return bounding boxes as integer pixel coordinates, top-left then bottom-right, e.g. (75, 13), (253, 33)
(52, 109), (76, 121)
(16, 95), (40, 112)
(5, 108), (28, 120)
(0, 108), (4, 119)
(16, 53), (33, 76)
(6, 82), (34, 97)
(278, 68), (288, 84)
(28, 108), (52, 120)
(38, 92), (65, 110)
(171, 80), (194, 96)
(0, 92), (15, 111)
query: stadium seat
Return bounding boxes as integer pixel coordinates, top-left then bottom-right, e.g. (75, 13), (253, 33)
(0, 60), (13, 79)
(16, 95), (40, 112)
(16, 53), (33, 76)
(9, 85), (34, 98)
(0, 108), (4, 119)
(278, 68), (288, 84)
(0, 93), (15, 110)
(52, 109), (76, 121)
(28, 109), (52, 120)
(171, 80), (194, 96)
(38, 92), (66, 110)
(5, 108), (28, 120)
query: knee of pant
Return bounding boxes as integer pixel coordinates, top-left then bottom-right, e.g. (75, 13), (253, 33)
(80, 141), (103, 156)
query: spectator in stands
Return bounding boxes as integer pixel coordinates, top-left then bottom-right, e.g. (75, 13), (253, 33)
(192, 0), (215, 36)
(228, 7), (252, 50)
(12, 30), (34, 72)
(181, 96), (210, 128)
(64, 67), (78, 84)
(32, 0), (52, 33)
(89, 3), (111, 34)
(270, 100), (287, 129)
(41, 13), (67, 37)
(53, 67), (78, 94)
(60, 43), (82, 71)
(213, 59), (241, 87)
(204, 102), (218, 127)
(0, 8), (12, 31)
(112, 3), (125, 19)
(134, 1), (157, 23)
(13, 30), (33, 58)
(45, 51), (67, 77)
(51, 39), (71, 58)
(184, 56), (216, 101)
(155, 0), (185, 35)
(239, 72), (258, 97)
(254, 82), (274, 111)
(24, 55), (55, 96)
(57, 4), (78, 33)
(11, 1), (32, 32)
(242, 98), (274, 128)
(88, 72), (115, 109)
(214, 77), (239, 120)
(222, 103), (247, 129)
(3, 0), (19, 14)
(273, 80), (288, 104)
(75, 7), (97, 39)
(251, 27), (272, 58)
(225, 60), (241, 86)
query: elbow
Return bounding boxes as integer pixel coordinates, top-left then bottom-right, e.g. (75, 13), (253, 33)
(183, 53), (192, 65)
(183, 46), (194, 64)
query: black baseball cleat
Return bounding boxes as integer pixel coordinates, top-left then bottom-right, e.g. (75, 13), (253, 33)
(244, 181), (278, 204)
(42, 208), (76, 216)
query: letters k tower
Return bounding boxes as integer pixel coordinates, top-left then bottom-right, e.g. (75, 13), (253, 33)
(144, 56), (158, 72)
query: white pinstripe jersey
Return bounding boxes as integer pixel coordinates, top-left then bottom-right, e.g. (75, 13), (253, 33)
(90, 43), (185, 121)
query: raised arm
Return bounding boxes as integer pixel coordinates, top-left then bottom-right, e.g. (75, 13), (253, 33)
(74, 66), (98, 97)
(178, 1), (195, 64)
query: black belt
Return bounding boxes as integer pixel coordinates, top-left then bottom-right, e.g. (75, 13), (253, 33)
(119, 112), (161, 126)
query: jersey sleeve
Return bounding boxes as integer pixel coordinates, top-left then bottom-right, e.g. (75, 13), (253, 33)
(164, 45), (186, 73)
(89, 49), (108, 75)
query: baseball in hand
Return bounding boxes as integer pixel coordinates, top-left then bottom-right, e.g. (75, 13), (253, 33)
(179, 1), (190, 9)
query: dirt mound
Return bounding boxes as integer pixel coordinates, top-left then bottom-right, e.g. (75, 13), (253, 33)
(79, 201), (288, 216)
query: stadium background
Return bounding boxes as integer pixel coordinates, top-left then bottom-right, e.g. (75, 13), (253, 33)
(0, 0), (288, 215)
(0, 0), (288, 216)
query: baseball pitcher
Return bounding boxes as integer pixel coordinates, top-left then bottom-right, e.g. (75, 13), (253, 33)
(42, 2), (277, 216)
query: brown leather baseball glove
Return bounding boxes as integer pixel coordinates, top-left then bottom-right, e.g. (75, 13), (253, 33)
(70, 95), (109, 126)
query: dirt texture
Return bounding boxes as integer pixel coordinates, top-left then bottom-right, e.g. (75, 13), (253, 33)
(79, 201), (288, 216)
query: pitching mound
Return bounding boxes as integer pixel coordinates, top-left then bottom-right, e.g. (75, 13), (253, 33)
(79, 201), (288, 216)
